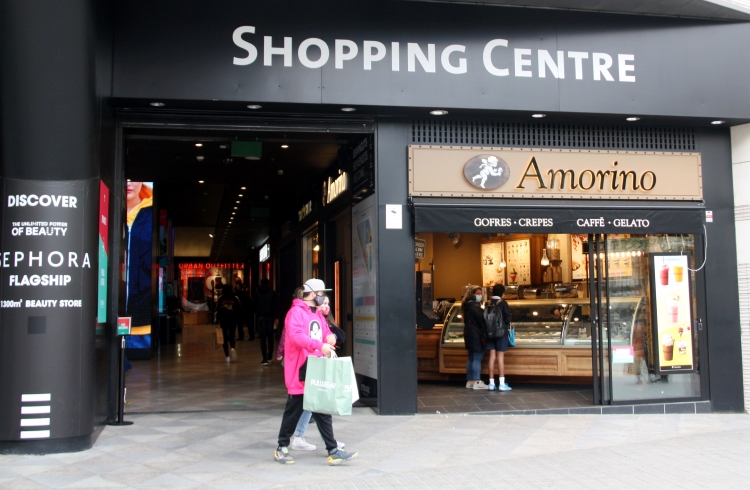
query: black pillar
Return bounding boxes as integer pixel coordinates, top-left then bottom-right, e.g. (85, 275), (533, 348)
(1, 0), (100, 453)
(376, 119), (418, 414)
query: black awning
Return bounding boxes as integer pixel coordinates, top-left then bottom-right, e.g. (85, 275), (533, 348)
(412, 198), (705, 234)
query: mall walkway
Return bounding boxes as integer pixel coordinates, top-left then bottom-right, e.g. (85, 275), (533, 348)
(1, 410), (749, 488)
(125, 325), (288, 414)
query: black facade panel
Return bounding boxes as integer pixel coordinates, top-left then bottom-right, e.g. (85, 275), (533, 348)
(0, 0), (102, 452)
(376, 120), (418, 415)
(696, 128), (744, 412)
(111, 0), (750, 119)
(0, 0), (97, 181)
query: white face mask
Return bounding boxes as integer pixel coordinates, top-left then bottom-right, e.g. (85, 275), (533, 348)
(475, 294), (482, 302)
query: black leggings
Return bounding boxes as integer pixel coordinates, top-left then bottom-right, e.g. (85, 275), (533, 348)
(277, 394), (337, 452)
(222, 324), (236, 356)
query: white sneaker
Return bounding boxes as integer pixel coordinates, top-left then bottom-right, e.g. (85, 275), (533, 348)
(230, 348), (237, 361)
(466, 381), (474, 389)
(225, 356), (231, 363)
(290, 436), (316, 451)
(337, 441), (345, 449)
(498, 383), (512, 391)
(473, 380), (489, 390)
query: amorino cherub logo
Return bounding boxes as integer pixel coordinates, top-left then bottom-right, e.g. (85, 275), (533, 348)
(463, 154), (510, 190)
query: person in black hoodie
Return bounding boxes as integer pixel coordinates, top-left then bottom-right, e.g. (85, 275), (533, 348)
(462, 285), (489, 390)
(255, 278), (278, 365)
(216, 287), (243, 363)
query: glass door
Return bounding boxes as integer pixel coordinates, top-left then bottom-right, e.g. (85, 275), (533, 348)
(589, 234), (613, 405)
(589, 233), (703, 405)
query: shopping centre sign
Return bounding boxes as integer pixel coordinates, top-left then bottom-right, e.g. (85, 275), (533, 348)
(113, 0), (750, 119)
(408, 146), (703, 201)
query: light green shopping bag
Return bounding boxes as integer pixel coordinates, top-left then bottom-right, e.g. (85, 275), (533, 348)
(302, 354), (354, 416)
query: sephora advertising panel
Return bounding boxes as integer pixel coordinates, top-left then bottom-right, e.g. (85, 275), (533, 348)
(0, 178), (98, 443)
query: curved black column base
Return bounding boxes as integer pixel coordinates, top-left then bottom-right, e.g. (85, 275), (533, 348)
(0, 434), (93, 455)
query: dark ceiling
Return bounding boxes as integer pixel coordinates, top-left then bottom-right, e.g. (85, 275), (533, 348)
(124, 128), (352, 260)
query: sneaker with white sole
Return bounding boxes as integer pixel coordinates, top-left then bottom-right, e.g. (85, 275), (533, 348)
(225, 356), (231, 363)
(472, 380), (489, 390)
(466, 381), (474, 389)
(230, 348), (237, 361)
(274, 446), (295, 464)
(290, 436), (316, 451)
(327, 448), (357, 465)
(487, 383), (496, 391)
(498, 383), (512, 391)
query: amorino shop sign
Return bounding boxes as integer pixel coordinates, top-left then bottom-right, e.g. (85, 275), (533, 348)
(408, 146), (703, 201)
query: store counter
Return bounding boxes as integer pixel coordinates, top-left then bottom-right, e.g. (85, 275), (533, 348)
(417, 297), (644, 379)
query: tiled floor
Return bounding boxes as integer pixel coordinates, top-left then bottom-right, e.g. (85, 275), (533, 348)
(418, 381), (593, 414)
(2, 409), (749, 488)
(125, 325), (289, 414)
(127, 324), (593, 415)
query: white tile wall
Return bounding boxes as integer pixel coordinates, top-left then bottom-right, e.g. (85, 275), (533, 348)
(732, 123), (750, 414)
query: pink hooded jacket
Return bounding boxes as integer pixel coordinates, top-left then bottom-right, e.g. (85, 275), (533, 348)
(283, 299), (332, 395)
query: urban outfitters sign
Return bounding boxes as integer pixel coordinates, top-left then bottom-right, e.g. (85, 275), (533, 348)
(409, 146), (703, 201)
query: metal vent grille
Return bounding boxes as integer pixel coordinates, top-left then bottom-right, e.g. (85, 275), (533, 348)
(411, 121), (695, 151)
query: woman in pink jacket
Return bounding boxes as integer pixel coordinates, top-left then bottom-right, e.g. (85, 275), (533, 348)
(274, 279), (357, 466)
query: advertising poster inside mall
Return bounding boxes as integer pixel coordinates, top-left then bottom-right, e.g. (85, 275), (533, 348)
(352, 194), (378, 398)
(650, 253), (695, 374)
(125, 181), (153, 351)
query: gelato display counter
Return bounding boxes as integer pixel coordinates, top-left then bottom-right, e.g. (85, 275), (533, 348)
(417, 297), (645, 379)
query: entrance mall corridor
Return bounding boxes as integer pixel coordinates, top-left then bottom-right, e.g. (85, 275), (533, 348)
(125, 327), (289, 414)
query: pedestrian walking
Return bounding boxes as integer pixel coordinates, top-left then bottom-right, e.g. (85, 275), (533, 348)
(274, 279), (357, 465)
(216, 286), (243, 363)
(256, 278), (278, 365)
(288, 295), (346, 452)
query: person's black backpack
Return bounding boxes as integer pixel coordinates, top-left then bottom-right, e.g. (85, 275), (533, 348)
(483, 301), (506, 339)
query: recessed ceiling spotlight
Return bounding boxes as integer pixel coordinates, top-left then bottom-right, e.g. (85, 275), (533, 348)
(247, 104), (262, 109)
(195, 143), (203, 147)
(209, 233), (214, 238)
(232, 212), (236, 215)
(236, 200), (240, 203)
(126, 179), (131, 182)
(238, 194), (243, 197)
(281, 144), (289, 149)
(711, 120), (726, 125)
(341, 107), (356, 112)
(241, 186), (247, 190)
(233, 206), (238, 209)
(219, 144), (227, 149)
(532, 113), (546, 118)
(196, 156), (204, 162)
(430, 110), (449, 116)
(278, 169), (284, 175)
(244, 156), (260, 160)
(198, 180), (204, 184)
(150, 102), (165, 107)
(626, 117), (641, 122)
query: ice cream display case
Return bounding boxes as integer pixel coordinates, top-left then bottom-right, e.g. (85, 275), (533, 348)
(433, 297), (645, 377)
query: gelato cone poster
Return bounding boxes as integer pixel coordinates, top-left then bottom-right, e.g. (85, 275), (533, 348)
(651, 254), (694, 374)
